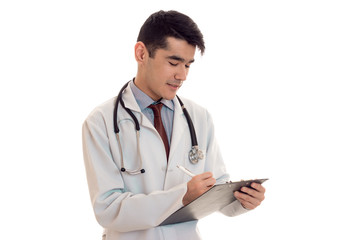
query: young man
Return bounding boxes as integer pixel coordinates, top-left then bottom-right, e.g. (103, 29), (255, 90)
(82, 10), (265, 240)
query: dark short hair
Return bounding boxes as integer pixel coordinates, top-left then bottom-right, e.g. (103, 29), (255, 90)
(137, 10), (205, 58)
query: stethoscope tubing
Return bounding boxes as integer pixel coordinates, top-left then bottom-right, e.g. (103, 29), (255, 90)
(113, 80), (203, 174)
(176, 96), (198, 147)
(113, 82), (140, 133)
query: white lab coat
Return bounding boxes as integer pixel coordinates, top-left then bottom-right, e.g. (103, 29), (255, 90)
(82, 84), (248, 240)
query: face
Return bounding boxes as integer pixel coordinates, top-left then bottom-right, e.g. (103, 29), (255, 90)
(135, 37), (196, 101)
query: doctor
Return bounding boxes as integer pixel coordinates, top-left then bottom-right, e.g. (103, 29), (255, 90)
(82, 10), (265, 240)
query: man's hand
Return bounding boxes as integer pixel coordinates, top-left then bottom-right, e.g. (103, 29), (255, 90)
(182, 172), (216, 206)
(234, 182), (266, 210)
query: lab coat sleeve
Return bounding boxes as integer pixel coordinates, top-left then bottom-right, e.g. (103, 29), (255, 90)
(203, 110), (249, 217)
(219, 199), (249, 216)
(82, 110), (187, 232)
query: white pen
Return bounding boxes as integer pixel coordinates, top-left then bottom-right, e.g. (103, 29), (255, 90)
(177, 165), (196, 177)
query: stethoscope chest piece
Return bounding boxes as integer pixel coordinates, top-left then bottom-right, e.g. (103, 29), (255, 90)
(189, 146), (204, 164)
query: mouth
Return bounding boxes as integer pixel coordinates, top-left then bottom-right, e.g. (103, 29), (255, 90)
(166, 82), (182, 90)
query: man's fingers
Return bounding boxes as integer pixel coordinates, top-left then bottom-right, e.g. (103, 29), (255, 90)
(205, 177), (216, 188)
(194, 171), (213, 180)
(234, 182), (267, 210)
(192, 172), (215, 188)
(234, 191), (261, 209)
(251, 182), (266, 193)
(240, 184), (265, 201)
(240, 187), (263, 201)
(183, 172), (216, 205)
(235, 191), (261, 205)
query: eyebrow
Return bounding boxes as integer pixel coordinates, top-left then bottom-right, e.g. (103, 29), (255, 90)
(167, 55), (195, 64)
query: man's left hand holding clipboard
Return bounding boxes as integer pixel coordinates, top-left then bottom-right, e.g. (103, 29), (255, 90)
(179, 165), (266, 210)
(235, 181), (266, 210)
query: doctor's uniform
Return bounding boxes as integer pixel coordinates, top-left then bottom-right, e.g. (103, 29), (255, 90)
(82, 81), (248, 240)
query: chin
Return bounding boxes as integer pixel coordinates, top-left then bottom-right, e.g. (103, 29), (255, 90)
(163, 93), (177, 100)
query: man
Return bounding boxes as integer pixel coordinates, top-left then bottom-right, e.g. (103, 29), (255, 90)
(82, 10), (265, 240)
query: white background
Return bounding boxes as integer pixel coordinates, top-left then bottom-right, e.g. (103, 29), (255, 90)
(1, 0), (359, 239)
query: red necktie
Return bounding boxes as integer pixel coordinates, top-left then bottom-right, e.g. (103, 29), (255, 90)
(148, 103), (170, 159)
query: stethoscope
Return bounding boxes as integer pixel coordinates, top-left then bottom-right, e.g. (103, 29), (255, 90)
(113, 81), (204, 175)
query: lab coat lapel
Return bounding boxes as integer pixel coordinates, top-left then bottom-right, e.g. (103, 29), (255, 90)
(169, 97), (187, 161)
(121, 82), (141, 113)
(121, 82), (154, 130)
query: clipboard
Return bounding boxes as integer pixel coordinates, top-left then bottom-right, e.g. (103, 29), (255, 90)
(160, 178), (268, 226)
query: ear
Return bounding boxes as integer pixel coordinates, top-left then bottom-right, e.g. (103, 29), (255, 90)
(134, 41), (148, 64)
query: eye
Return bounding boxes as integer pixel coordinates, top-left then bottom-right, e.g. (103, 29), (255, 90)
(169, 62), (178, 66)
(185, 64), (191, 69)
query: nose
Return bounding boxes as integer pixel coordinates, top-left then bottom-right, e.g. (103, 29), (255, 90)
(174, 65), (188, 81)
